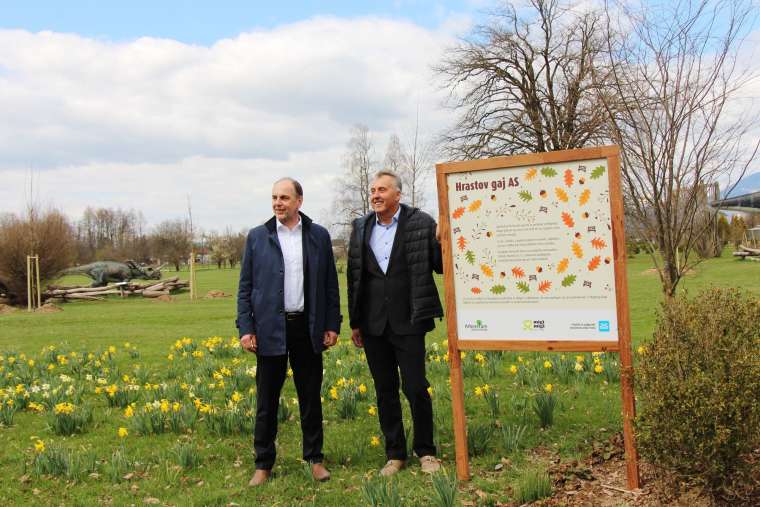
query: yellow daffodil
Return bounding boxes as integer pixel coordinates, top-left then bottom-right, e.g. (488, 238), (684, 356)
(368, 406), (377, 416)
(118, 427), (128, 438)
(544, 383), (553, 393)
(370, 436), (380, 447)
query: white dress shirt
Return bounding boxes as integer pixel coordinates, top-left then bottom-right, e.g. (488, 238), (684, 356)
(276, 217), (305, 312)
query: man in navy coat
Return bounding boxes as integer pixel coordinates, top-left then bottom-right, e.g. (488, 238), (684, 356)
(237, 177), (341, 486)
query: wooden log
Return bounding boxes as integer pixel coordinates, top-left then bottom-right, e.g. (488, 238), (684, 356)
(142, 290), (170, 298)
(62, 294), (104, 301)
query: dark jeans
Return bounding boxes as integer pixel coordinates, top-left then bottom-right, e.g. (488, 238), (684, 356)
(254, 315), (324, 470)
(363, 323), (436, 460)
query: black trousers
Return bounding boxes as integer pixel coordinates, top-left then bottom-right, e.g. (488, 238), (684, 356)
(363, 323), (436, 460)
(254, 315), (324, 470)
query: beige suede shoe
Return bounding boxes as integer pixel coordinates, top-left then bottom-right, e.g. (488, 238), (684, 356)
(248, 469), (271, 486)
(419, 455), (441, 474)
(379, 459), (406, 477)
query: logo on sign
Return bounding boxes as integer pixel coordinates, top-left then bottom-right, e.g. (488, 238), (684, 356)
(522, 320), (545, 331)
(598, 320), (610, 332)
(465, 319), (488, 332)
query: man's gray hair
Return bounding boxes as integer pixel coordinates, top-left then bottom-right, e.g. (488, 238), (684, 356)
(373, 170), (403, 192)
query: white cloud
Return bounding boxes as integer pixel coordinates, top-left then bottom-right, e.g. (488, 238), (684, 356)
(0, 16), (470, 231)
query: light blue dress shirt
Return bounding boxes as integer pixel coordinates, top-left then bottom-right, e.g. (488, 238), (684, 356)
(369, 206), (401, 274)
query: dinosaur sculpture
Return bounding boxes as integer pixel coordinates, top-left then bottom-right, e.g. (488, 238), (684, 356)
(62, 260), (163, 287)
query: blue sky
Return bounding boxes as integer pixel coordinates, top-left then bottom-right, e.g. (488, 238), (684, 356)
(2, 1), (483, 45)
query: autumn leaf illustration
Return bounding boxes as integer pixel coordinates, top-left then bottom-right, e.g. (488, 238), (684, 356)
(579, 189), (591, 206)
(481, 264), (494, 278)
(561, 274), (577, 287)
(525, 168), (537, 180)
(468, 199), (482, 212)
(490, 285), (506, 295)
(464, 250), (475, 264)
(516, 281), (530, 293)
(591, 166), (606, 179)
(511, 266), (525, 278)
(572, 241), (584, 259)
(556, 258), (569, 273)
(591, 237), (607, 250)
(541, 167), (557, 177)
(555, 187), (569, 203)
(452, 207), (465, 219)
(561, 212), (575, 228)
(588, 256), (601, 271)
(518, 190), (533, 202)
(471, 287), (482, 294)
(538, 280), (552, 293)
(564, 169), (574, 187)
(457, 236), (467, 251)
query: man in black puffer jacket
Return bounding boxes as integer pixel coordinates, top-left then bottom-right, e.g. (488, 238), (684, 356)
(347, 170), (443, 477)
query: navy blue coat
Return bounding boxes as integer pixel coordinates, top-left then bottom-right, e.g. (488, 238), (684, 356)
(236, 212), (342, 356)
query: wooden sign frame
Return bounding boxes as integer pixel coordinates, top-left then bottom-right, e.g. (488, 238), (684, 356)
(436, 146), (639, 489)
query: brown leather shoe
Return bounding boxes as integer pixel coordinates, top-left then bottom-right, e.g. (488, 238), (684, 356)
(248, 469), (271, 487)
(311, 462), (331, 482)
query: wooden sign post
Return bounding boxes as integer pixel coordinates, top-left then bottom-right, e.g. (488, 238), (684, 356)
(436, 146), (639, 489)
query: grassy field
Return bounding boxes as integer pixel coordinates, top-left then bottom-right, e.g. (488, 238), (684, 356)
(0, 252), (758, 506)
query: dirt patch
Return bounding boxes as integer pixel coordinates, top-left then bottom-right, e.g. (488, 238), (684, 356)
(0, 304), (18, 315)
(205, 290), (230, 298)
(535, 434), (757, 506)
(35, 303), (62, 313)
(152, 295), (175, 303)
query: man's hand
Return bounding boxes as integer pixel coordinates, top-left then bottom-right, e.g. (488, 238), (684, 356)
(240, 334), (257, 353)
(350, 328), (363, 348)
(435, 221), (441, 242)
(323, 330), (338, 348)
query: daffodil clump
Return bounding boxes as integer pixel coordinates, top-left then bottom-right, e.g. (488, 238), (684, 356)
(50, 401), (92, 435)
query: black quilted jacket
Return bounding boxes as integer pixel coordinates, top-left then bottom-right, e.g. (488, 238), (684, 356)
(347, 204), (443, 329)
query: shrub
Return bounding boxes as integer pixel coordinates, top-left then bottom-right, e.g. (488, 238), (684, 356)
(0, 209), (76, 305)
(637, 288), (760, 501)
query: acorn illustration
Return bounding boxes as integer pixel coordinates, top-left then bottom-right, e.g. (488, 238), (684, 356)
(539, 190), (547, 198)
(582, 211), (590, 219)
(486, 231), (493, 238)
(536, 266), (543, 273)
(574, 232), (582, 239)
(579, 177), (586, 185)
(604, 257), (611, 264)
(499, 271), (506, 278)
(491, 194), (497, 201)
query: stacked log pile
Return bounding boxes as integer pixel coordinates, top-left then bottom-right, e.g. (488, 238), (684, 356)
(44, 277), (189, 302)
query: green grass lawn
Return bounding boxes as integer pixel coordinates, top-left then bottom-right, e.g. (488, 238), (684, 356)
(0, 252), (758, 506)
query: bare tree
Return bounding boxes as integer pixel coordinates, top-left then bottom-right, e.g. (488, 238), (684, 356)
(384, 133), (404, 174)
(334, 124), (374, 229)
(399, 109), (435, 209)
(436, 0), (612, 158)
(600, 0), (759, 298)
(151, 219), (192, 271)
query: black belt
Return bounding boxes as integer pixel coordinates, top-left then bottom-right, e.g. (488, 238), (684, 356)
(285, 311), (305, 321)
